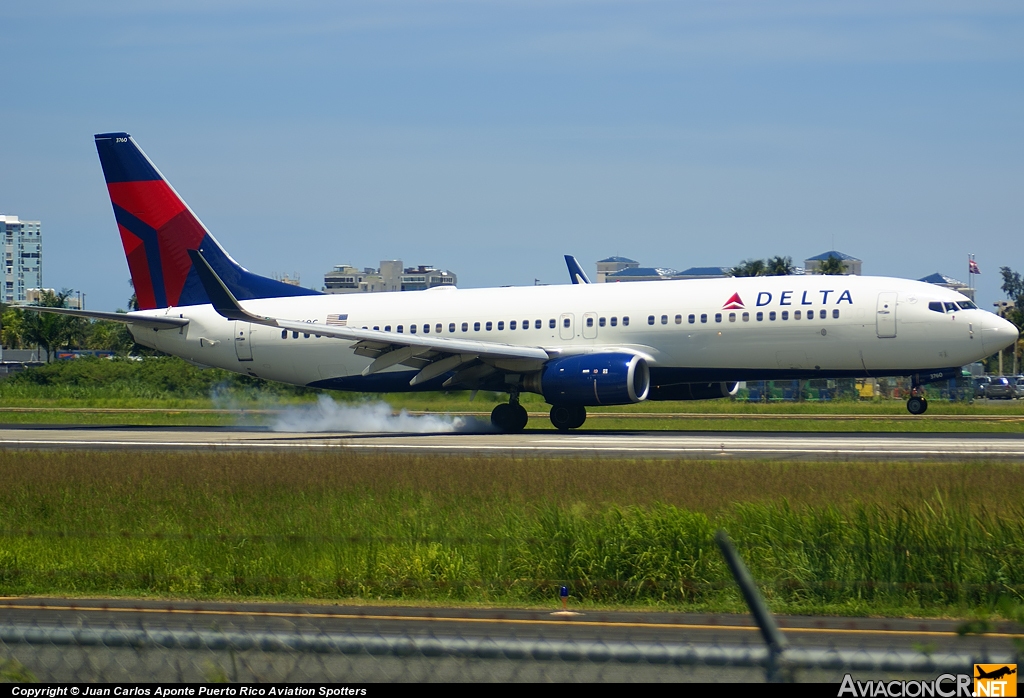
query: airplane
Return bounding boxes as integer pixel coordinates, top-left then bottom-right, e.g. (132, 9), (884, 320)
(975, 666), (1016, 681)
(28, 133), (1021, 432)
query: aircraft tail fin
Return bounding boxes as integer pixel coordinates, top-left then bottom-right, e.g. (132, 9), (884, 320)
(565, 255), (591, 284)
(94, 132), (320, 309)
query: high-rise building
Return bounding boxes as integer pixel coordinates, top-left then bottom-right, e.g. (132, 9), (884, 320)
(1, 215), (43, 303)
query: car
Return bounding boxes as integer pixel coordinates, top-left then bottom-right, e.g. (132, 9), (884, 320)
(984, 376), (1017, 399)
(1015, 376), (1024, 397)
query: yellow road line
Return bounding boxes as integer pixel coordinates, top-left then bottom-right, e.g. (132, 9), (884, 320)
(1, 603), (1018, 639)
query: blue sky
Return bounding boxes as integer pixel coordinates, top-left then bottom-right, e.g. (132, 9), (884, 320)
(1, 1), (1022, 310)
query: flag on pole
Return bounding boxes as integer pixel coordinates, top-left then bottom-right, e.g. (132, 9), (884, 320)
(969, 258), (980, 275)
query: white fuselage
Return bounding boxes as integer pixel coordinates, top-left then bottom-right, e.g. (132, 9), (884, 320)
(130, 275), (1014, 393)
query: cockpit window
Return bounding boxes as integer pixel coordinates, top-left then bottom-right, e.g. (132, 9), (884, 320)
(928, 302), (944, 313)
(944, 302), (958, 313)
(958, 300), (978, 310)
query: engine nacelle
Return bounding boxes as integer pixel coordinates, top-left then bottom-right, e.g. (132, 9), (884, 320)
(523, 353), (650, 406)
(648, 381), (739, 401)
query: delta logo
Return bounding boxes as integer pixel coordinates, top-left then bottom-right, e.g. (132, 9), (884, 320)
(976, 664), (1017, 697)
(722, 293), (745, 310)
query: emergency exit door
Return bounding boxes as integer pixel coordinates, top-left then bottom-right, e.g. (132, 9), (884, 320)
(234, 321), (253, 361)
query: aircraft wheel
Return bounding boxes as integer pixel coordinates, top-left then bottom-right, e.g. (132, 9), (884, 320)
(509, 403), (528, 431)
(550, 405), (586, 431)
(906, 396), (928, 415)
(492, 403), (528, 433)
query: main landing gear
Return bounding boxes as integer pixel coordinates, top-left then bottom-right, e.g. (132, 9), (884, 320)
(549, 404), (587, 431)
(491, 394), (529, 433)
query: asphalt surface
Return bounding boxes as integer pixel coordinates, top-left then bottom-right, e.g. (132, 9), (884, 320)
(1, 424), (1024, 459)
(2, 598), (1020, 655)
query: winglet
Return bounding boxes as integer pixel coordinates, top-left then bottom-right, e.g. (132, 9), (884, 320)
(564, 255), (590, 284)
(187, 249), (276, 325)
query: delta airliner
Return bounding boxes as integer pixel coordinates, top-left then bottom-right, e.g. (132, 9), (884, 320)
(31, 133), (1020, 431)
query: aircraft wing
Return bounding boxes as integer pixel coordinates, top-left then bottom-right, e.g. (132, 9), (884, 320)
(18, 306), (189, 330)
(188, 249), (552, 387)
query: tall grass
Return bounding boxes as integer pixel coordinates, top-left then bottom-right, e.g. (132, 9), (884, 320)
(0, 451), (1021, 614)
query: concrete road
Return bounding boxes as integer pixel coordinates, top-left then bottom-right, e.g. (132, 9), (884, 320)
(1, 424), (1024, 459)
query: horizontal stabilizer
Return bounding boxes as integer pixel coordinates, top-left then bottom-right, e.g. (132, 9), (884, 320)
(18, 306), (188, 330)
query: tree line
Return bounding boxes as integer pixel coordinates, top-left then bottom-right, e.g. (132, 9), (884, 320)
(729, 254), (847, 277)
(1, 289), (136, 362)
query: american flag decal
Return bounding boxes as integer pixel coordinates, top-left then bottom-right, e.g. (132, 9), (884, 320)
(326, 313), (349, 326)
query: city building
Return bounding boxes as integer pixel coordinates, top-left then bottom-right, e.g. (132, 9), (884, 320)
(804, 250), (862, 276)
(596, 256), (639, 283)
(604, 266), (678, 283)
(674, 266), (731, 280)
(324, 260), (457, 294)
(993, 299), (1016, 318)
(1, 215), (42, 303)
(919, 273), (975, 302)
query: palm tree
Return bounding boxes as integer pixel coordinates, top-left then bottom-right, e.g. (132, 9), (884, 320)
(729, 259), (767, 277)
(816, 255), (847, 275)
(765, 255), (795, 276)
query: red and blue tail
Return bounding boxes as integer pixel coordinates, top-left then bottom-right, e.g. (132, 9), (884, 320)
(95, 132), (320, 310)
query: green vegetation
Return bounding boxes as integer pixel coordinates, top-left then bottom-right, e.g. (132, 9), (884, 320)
(1, 451), (1022, 617)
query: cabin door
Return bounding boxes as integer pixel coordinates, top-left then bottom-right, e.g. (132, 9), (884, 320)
(234, 321), (254, 361)
(876, 292), (897, 339)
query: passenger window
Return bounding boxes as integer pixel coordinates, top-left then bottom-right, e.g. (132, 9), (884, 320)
(928, 302), (944, 313)
(549, 319), (556, 328)
(700, 313), (707, 323)
(461, 322), (468, 332)
(729, 312), (736, 322)
(385, 325), (392, 332)
(648, 315), (655, 325)
(497, 321), (504, 330)
(742, 312), (749, 322)
(807, 312), (814, 321)
(623, 316), (629, 326)
(563, 318), (570, 328)
(449, 323), (455, 333)
(769, 311), (776, 321)
(423, 324), (429, 333)
(819, 310), (826, 320)
(474, 322), (481, 331)
(781, 311), (789, 320)
(436, 323), (442, 333)
(510, 320), (517, 330)
(410, 325), (417, 334)
(373, 326), (380, 331)
(281, 330), (287, 339)
(675, 314), (682, 324)
(586, 317), (594, 327)
(397, 325), (404, 333)
(292, 331), (299, 339)
(832, 309), (839, 319)
(600, 317), (608, 327)
(486, 321), (493, 331)
(304, 333), (310, 338)
(794, 310), (802, 320)
(536, 320), (542, 329)
(523, 319), (529, 329)
(688, 314), (695, 324)
(661, 315), (668, 325)
(714, 313), (722, 323)
(610, 317), (618, 327)
(756, 312), (763, 321)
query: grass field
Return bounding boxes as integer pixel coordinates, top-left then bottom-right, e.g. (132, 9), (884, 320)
(1, 450), (1022, 618)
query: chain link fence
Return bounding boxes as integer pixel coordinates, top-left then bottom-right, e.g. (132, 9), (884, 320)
(1, 532), (1019, 683)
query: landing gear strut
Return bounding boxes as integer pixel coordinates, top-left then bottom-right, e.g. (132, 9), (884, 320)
(550, 404), (586, 431)
(491, 392), (529, 433)
(906, 377), (928, 415)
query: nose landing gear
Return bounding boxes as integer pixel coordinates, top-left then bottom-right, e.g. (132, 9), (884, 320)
(491, 393), (529, 432)
(906, 375), (928, 415)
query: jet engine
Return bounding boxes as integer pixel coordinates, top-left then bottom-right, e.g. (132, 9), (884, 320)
(523, 353), (650, 405)
(648, 381), (739, 401)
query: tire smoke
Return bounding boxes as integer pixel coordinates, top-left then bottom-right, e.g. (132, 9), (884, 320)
(271, 394), (497, 434)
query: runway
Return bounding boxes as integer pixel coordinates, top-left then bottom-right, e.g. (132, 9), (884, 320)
(2, 424), (1024, 459)
(2, 597), (1020, 654)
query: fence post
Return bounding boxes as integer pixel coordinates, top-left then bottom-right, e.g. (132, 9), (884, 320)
(715, 529), (792, 682)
